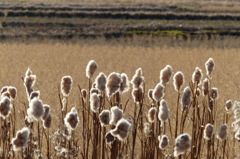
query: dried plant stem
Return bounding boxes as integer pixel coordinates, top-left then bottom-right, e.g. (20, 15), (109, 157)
(175, 92), (180, 138)
(38, 121), (41, 152)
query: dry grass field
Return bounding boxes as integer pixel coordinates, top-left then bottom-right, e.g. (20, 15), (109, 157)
(0, 41), (240, 158)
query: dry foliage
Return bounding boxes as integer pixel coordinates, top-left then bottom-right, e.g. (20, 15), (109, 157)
(0, 42), (239, 158)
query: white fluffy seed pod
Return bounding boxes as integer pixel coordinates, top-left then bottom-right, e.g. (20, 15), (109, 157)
(217, 124), (228, 141)
(105, 132), (115, 144)
(25, 67), (32, 77)
(225, 100), (232, 112)
(81, 89), (87, 101)
(12, 127), (30, 151)
(181, 86), (192, 111)
(61, 76), (73, 97)
(111, 118), (132, 141)
(1, 86), (8, 94)
(160, 65), (173, 87)
(106, 72), (122, 97)
(205, 58), (215, 78)
(120, 73), (130, 94)
(192, 67), (203, 85)
(109, 106), (123, 125)
(152, 83), (165, 102)
(204, 123), (214, 140)
(1, 91), (10, 98)
(173, 71), (184, 92)
(0, 96), (12, 118)
(43, 114), (52, 129)
(8, 86), (17, 100)
(29, 90), (40, 101)
(209, 87), (218, 100)
(90, 88), (99, 95)
(27, 97), (44, 120)
(90, 93), (100, 113)
(144, 123), (151, 136)
(24, 68), (36, 89)
(148, 89), (154, 101)
(86, 60), (98, 78)
(64, 107), (80, 131)
(42, 104), (51, 120)
(148, 107), (157, 123)
(131, 68), (144, 89)
(99, 110), (110, 126)
(202, 78), (209, 96)
(132, 87), (144, 103)
(158, 135), (169, 150)
(174, 133), (191, 157)
(95, 72), (107, 92)
(158, 99), (169, 122)
(235, 129), (240, 141)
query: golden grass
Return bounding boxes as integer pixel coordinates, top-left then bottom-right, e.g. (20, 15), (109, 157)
(1, 41), (240, 158)
(0, 42), (239, 124)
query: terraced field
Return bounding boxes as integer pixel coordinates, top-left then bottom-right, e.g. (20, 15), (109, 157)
(1, 1), (240, 42)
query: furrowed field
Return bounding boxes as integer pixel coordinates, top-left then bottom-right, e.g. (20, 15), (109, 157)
(0, 41), (240, 158)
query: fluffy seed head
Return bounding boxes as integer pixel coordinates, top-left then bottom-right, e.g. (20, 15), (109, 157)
(42, 104), (51, 120)
(132, 87), (144, 103)
(43, 114), (52, 129)
(205, 58), (215, 78)
(225, 100), (233, 112)
(61, 76), (73, 97)
(90, 93), (100, 113)
(148, 107), (157, 123)
(158, 135), (169, 150)
(131, 68), (144, 89)
(1, 92), (10, 98)
(111, 118), (132, 141)
(29, 90), (40, 101)
(174, 133), (191, 157)
(0, 97), (12, 118)
(181, 86), (192, 111)
(105, 132), (115, 144)
(24, 74), (36, 90)
(158, 99), (170, 122)
(192, 67), (203, 85)
(173, 71), (184, 91)
(148, 89), (154, 101)
(120, 73), (130, 94)
(27, 97), (44, 120)
(217, 124), (228, 141)
(235, 129), (240, 141)
(99, 110), (111, 126)
(86, 60), (98, 78)
(144, 123), (151, 136)
(90, 88), (99, 95)
(8, 86), (17, 100)
(110, 106), (123, 125)
(1, 86), (8, 94)
(209, 87), (218, 100)
(12, 127), (30, 151)
(195, 88), (201, 97)
(95, 72), (107, 92)
(204, 124), (214, 140)
(25, 67), (32, 77)
(106, 72), (122, 97)
(81, 89), (87, 101)
(64, 107), (79, 131)
(202, 78), (209, 96)
(152, 83), (165, 102)
(160, 65), (173, 87)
